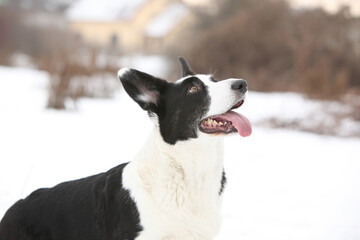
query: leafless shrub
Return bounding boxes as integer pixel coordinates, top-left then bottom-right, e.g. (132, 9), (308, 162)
(0, 5), (22, 65)
(0, 2), (119, 110)
(178, 0), (360, 100)
(39, 48), (118, 110)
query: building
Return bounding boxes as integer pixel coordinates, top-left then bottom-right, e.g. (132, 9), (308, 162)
(66, 0), (194, 53)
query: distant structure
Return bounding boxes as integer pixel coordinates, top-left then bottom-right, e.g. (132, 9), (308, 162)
(66, 0), (194, 53)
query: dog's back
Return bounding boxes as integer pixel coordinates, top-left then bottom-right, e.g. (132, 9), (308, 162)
(0, 163), (142, 240)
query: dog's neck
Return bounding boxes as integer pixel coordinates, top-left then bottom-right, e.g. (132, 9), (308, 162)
(136, 128), (224, 180)
(122, 127), (224, 239)
(126, 127), (224, 210)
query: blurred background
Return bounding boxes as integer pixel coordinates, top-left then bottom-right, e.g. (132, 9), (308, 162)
(1, 0), (360, 135)
(0, 0), (360, 239)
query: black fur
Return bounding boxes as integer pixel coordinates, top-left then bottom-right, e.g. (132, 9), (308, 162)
(120, 71), (211, 145)
(159, 77), (210, 144)
(179, 57), (194, 77)
(209, 76), (217, 82)
(0, 163), (142, 240)
(219, 170), (227, 195)
(120, 69), (168, 114)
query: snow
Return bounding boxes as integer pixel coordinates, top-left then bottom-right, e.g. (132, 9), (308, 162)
(242, 92), (360, 137)
(1, 65), (360, 239)
(66, 0), (148, 21)
(221, 130), (360, 240)
(117, 54), (171, 78)
(144, 2), (189, 38)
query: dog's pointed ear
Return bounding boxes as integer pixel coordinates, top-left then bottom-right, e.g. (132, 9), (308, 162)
(118, 68), (168, 113)
(179, 57), (194, 77)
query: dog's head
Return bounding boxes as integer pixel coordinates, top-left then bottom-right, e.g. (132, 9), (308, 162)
(118, 57), (252, 145)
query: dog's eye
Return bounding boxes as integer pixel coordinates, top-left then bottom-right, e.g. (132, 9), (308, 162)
(189, 85), (199, 93)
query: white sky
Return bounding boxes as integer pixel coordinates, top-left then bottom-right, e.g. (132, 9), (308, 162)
(290, 0), (360, 16)
(183, 0), (360, 16)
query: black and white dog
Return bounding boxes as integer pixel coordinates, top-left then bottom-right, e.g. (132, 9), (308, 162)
(0, 58), (251, 240)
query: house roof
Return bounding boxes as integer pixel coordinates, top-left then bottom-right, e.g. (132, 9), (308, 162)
(144, 2), (189, 38)
(66, 0), (148, 21)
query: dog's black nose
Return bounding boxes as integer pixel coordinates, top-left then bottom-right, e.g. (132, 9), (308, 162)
(231, 80), (247, 93)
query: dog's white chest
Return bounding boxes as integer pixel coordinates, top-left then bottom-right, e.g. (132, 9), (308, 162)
(132, 190), (222, 240)
(122, 130), (225, 240)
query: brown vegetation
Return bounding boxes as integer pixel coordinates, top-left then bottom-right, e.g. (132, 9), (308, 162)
(0, 2), (118, 110)
(39, 47), (117, 109)
(0, 5), (21, 65)
(178, 0), (360, 99)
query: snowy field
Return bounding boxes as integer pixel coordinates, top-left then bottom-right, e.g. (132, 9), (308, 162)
(0, 66), (360, 239)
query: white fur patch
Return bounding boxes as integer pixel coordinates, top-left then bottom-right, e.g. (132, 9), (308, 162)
(117, 67), (131, 78)
(136, 90), (159, 104)
(196, 75), (245, 118)
(123, 129), (224, 240)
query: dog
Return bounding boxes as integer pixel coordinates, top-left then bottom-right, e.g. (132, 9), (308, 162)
(0, 57), (251, 240)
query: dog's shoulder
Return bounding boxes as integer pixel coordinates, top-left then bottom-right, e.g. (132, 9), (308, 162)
(0, 163), (143, 240)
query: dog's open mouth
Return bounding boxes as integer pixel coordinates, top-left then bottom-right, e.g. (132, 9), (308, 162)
(199, 99), (252, 137)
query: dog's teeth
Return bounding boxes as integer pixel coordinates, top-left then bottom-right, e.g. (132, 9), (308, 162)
(204, 118), (224, 127)
(206, 118), (212, 126)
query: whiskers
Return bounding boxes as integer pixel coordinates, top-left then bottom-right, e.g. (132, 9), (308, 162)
(209, 68), (218, 78)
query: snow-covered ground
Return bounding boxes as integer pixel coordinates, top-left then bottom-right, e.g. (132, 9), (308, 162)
(0, 66), (359, 239)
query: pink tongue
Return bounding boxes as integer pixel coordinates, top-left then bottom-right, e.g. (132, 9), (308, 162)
(219, 111), (252, 137)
